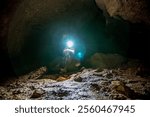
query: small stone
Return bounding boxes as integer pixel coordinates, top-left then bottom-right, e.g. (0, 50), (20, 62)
(75, 63), (81, 67)
(13, 90), (21, 94)
(80, 67), (85, 71)
(90, 84), (101, 91)
(31, 89), (44, 98)
(116, 85), (126, 92)
(74, 77), (83, 82)
(111, 81), (123, 86)
(57, 77), (68, 82)
(111, 81), (126, 93)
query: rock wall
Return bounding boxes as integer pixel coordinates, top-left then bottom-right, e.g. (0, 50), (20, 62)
(95, 0), (150, 24)
(0, 0), (20, 79)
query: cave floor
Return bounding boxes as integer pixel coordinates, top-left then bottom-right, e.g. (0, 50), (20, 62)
(0, 67), (150, 100)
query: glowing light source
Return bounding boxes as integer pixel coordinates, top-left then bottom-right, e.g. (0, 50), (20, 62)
(77, 52), (83, 58)
(67, 40), (74, 48)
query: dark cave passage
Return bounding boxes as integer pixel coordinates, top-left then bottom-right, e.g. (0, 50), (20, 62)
(4, 0), (149, 76)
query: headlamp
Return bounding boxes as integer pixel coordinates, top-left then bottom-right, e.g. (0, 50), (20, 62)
(67, 40), (74, 48)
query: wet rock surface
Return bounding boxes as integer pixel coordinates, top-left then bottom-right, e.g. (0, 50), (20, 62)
(0, 66), (150, 100)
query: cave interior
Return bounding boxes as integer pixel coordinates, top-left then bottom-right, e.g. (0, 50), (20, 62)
(0, 0), (150, 100)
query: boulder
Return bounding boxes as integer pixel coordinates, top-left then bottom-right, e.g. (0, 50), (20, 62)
(89, 53), (126, 69)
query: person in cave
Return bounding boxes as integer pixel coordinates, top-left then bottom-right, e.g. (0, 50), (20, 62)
(63, 47), (75, 65)
(62, 40), (75, 65)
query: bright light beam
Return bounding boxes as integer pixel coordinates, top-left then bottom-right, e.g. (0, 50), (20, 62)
(67, 40), (74, 48)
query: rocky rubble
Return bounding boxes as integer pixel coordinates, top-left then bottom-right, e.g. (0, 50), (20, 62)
(0, 66), (150, 100)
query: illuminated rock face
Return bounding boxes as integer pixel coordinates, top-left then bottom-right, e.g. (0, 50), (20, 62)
(95, 0), (150, 24)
